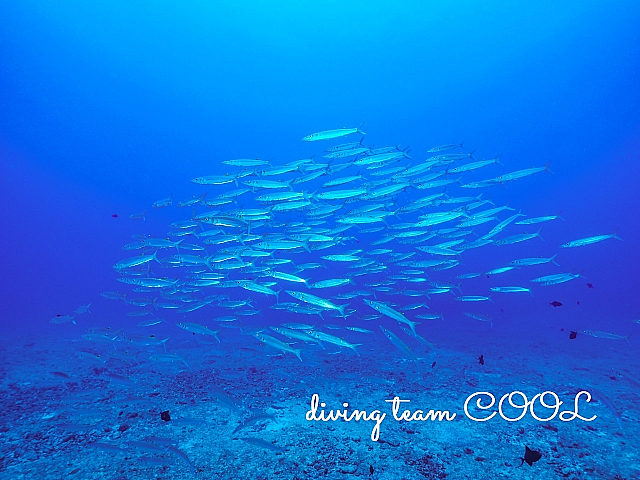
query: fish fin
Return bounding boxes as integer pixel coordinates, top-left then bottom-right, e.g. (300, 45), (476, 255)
(468, 148), (477, 159)
(613, 229), (622, 241)
(551, 254), (560, 266)
(544, 161), (553, 173)
(459, 141), (465, 150)
(626, 334), (632, 346)
(357, 122), (366, 135)
(537, 227), (544, 241)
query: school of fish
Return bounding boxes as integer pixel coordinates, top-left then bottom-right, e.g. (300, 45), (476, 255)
(58, 125), (626, 361)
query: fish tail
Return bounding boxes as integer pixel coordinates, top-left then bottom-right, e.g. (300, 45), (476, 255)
(402, 146), (412, 159)
(551, 254), (560, 266)
(152, 250), (160, 264)
(357, 121), (366, 135)
(544, 161), (553, 173)
(537, 227), (544, 241)
(626, 334), (632, 346)
(295, 349), (303, 362)
(493, 154), (503, 165)
(487, 295), (494, 304)
(613, 228), (622, 241)
(528, 289), (534, 298)
(468, 148), (477, 159)
(459, 141), (465, 150)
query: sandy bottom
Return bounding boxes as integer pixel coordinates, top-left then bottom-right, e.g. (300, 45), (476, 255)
(1, 324), (638, 480)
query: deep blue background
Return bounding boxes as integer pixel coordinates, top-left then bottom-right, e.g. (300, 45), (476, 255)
(1, 1), (639, 336)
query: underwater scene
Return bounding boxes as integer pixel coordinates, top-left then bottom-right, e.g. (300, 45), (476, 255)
(1, 2), (639, 479)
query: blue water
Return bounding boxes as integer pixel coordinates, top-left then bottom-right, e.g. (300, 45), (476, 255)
(1, 2), (639, 479)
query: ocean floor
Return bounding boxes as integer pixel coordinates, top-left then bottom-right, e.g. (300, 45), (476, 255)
(1, 322), (639, 480)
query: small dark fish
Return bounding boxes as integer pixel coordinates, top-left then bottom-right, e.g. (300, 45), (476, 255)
(431, 361), (436, 368)
(161, 410), (171, 422)
(478, 354), (484, 365)
(112, 213), (118, 218)
(569, 331), (577, 340)
(549, 301), (562, 307)
(370, 465), (374, 475)
(519, 446), (542, 467)
(587, 283), (594, 288)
